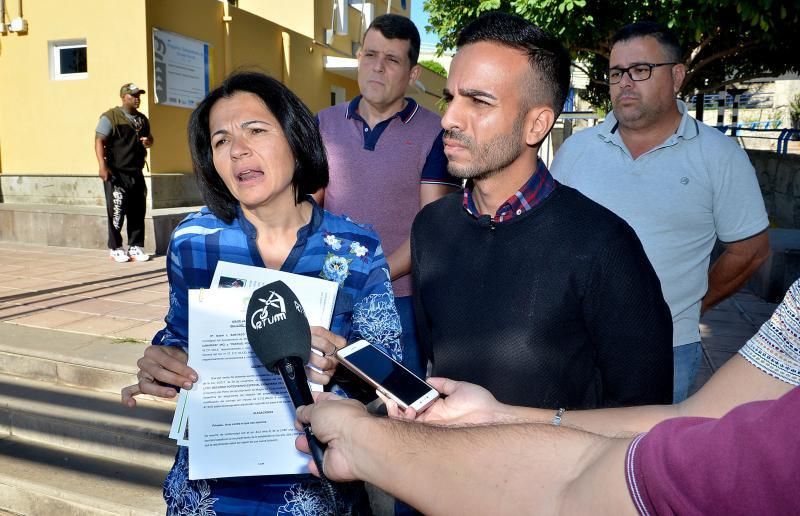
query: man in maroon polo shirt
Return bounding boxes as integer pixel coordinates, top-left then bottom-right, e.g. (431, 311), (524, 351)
(317, 14), (461, 378)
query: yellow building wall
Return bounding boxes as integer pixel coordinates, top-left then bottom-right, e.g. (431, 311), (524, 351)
(224, 7), (285, 75)
(0, 0), (437, 180)
(237, 0), (315, 39)
(318, 0), (358, 59)
(145, 0), (226, 174)
(145, 0), (293, 173)
(145, 0), (361, 172)
(144, 0), (324, 173)
(0, 0), (148, 175)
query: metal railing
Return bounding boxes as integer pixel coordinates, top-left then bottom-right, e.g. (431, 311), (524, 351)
(715, 126), (800, 155)
(777, 129), (800, 154)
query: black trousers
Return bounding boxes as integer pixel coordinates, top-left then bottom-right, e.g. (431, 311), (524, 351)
(103, 169), (147, 249)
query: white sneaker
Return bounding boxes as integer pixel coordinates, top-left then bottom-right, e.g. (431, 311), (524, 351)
(110, 248), (130, 263)
(128, 246), (150, 262)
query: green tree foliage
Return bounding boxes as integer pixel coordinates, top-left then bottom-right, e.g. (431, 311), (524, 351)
(420, 59), (448, 77)
(423, 0), (800, 109)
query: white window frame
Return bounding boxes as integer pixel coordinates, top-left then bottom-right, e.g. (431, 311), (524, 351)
(49, 39), (88, 80)
(331, 85), (346, 106)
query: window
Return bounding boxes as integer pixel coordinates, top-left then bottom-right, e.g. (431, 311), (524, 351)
(331, 86), (346, 106)
(50, 40), (87, 80)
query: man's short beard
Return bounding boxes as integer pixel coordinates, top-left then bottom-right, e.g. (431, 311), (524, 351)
(446, 114), (525, 181)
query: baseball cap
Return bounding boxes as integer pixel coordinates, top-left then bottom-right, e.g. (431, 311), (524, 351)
(120, 83), (146, 96)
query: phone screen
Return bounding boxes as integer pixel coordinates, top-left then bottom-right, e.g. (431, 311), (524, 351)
(345, 345), (432, 405)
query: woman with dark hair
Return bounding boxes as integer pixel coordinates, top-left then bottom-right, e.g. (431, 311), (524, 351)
(123, 72), (402, 514)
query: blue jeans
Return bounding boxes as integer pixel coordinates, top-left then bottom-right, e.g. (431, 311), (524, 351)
(395, 295), (426, 377)
(673, 341), (702, 403)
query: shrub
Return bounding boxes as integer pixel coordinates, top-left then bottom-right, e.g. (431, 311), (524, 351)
(420, 59), (447, 77)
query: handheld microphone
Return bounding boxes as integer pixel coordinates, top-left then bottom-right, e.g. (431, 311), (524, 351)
(244, 280), (328, 474)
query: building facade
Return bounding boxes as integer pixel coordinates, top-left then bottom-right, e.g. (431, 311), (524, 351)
(0, 0), (444, 252)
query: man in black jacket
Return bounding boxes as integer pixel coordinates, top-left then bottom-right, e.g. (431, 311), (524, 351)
(95, 82), (154, 263)
(411, 12), (673, 409)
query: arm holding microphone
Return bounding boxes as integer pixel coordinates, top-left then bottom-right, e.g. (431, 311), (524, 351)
(311, 281), (799, 514)
(298, 382), (800, 515)
(295, 392), (636, 516)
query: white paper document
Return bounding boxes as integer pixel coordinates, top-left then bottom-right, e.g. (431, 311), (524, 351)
(183, 263), (338, 480)
(210, 261), (338, 327)
(168, 388), (190, 446)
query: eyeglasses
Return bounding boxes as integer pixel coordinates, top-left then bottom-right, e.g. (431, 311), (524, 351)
(608, 62), (677, 84)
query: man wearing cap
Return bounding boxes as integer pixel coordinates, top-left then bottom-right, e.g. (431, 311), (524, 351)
(94, 83), (154, 263)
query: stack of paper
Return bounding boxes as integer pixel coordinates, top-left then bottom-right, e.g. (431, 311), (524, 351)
(168, 261), (338, 480)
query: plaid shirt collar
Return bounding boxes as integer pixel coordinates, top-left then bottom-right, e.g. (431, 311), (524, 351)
(463, 159), (556, 223)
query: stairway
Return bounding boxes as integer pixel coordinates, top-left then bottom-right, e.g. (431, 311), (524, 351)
(0, 324), (176, 515)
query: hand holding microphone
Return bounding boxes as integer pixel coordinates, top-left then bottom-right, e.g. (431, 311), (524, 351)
(294, 392), (372, 482)
(244, 281), (341, 507)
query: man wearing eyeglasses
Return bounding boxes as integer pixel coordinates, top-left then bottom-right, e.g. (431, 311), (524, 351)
(551, 22), (769, 402)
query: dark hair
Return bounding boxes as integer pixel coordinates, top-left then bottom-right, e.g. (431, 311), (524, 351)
(188, 72), (328, 223)
(611, 22), (682, 63)
(456, 12), (571, 117)
(365, 14), (421, 66)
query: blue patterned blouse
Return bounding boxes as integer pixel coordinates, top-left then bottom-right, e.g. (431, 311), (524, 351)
(153, 198), (402, 515)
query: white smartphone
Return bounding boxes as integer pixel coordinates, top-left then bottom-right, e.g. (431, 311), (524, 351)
(336, 339), (440, 412)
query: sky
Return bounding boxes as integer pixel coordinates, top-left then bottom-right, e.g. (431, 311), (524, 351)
(410, 0), (438, 44)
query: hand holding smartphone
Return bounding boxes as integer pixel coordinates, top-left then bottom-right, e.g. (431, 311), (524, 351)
(336, 340), (439, 412)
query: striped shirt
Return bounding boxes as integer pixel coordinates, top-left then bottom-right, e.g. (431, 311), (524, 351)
(739, 278), (800, 385)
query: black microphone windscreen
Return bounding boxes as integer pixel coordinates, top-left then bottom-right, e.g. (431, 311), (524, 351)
(245, 280), (311, 373)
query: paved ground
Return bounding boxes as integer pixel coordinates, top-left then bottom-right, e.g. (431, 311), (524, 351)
(0, 242), (168, 343)
(0, 241), (780, 391)
(0, 241), (783, 515)
(694, 288), (778, 391)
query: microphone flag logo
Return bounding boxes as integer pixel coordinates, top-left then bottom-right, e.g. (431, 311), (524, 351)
(250, 290), (286, 329)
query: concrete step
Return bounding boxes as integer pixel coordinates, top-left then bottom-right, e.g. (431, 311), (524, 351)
(0, 434), (165, 515)
(0, 200), (201, 255)
(0, 324), (147, 396)
(0, 373), (176, 471)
